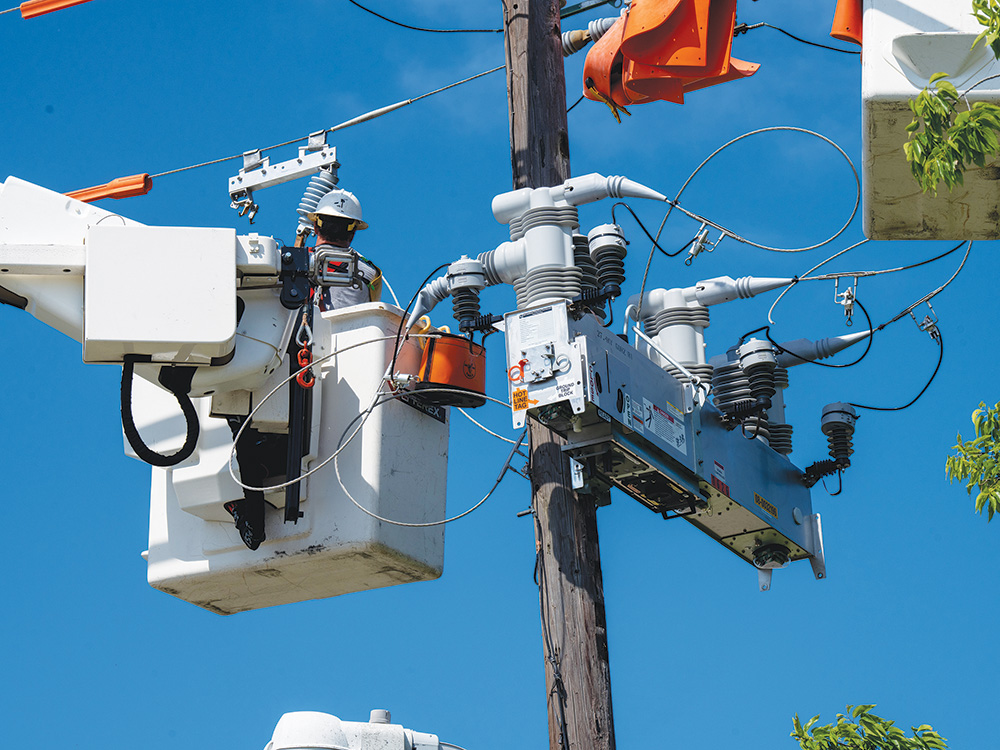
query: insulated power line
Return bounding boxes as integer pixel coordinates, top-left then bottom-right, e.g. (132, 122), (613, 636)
(150, 65), (504, 180)
(745, 298), (876, 371)
(849, 329), (944, 412)
(735, 22), (861, 55)
(636, 126), (860, 323)
(873, 241), (971, 333)
(567, 94), (585, 113)
(611, 201), (684, 256)
(345, 0), (502, 33)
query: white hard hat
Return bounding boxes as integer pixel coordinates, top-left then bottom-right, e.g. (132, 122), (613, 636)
(307, 188), (368, 230)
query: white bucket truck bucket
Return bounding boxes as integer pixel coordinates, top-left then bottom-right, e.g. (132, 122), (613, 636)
(863, 0), (1000, 239)
(143, 302), (450, 615)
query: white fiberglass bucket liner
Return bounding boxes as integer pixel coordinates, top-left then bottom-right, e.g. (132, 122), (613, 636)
(145, 303), (449, 615)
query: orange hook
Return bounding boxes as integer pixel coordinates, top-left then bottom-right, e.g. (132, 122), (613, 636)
(296, 348), (315, 389)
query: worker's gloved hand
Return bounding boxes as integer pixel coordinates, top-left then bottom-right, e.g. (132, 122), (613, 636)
(224, 499), (266, 550)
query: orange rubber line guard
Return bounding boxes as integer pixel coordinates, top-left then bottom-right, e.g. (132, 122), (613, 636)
(66, 173), (152, 203)
(20, 0), (96, 19)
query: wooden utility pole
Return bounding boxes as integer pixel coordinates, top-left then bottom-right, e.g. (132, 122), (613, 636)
(502, 2), (616, 749)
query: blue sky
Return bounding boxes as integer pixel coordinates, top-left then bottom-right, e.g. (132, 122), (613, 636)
(0, 1), (996, 748)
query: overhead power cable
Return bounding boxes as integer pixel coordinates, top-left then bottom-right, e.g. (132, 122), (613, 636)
(635, 126), (859, 323)
(873, 242), (971, 333)
(767, 239), (870, 324)
(767, 239), (967, 325)
(800, 241), (967, 282)
(734, 21), (861, 55)
(66, 65), (504, 201)
(345, 0), (501, 33)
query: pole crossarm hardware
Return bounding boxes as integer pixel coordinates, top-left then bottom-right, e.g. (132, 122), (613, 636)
(503, 1), (616, 748)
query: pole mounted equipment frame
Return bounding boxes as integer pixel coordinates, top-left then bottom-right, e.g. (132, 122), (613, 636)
(503, 2), (617, 749)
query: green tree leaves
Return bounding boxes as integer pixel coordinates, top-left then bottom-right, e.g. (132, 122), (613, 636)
(945, 401), (1000, 521)
(904, 75), (1000, 195)
(905, 1), (1000, 194)
(791, 705), (948, 749)
(973, 0), (1000, 58)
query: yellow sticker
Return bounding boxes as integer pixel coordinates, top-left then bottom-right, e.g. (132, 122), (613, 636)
(754, 492), (778, 519)
(512, 388), (529, 412)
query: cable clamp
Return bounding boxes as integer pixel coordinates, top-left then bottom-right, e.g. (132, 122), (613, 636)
(684, 223), (724, 266)
(834, 276), (857, 326)
(230, 189), (259, 224)
(909, 301), (940, 340)
(733, 22), (764, 36)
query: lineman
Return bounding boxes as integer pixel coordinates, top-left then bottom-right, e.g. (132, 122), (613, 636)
(307, 188), (382, 308)
(223, 187), (381, 550)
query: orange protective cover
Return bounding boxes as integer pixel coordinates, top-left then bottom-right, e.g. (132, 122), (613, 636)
(681, 56), (760, 94)
(623, 0), (737, 77)
(830, 0), (862, 46)
(66, 173), (152, 203)
(20, 0), (94, 20)
(622, 59), (685, 104)
(583, 16), (631, 106)
(584, 0), (755, 108)
(622, 0), (706, 68)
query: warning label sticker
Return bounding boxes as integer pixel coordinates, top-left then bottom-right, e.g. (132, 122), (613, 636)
(512, 388), (529, 412)
(629, 396), (644, 434)
(518, 306), (556, 348)
(754, 492), (778, 519)
(642, 398), (687, 455)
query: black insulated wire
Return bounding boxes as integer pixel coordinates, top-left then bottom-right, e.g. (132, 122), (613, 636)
(873, 242), (971, 334)
(611, 202), (686, 257)
(345, 0), (502, 33)
(821, 470), (844, 497)
(734, 22), (861, 55)
(770, 240), (970, 326)
(761, 298), (876, 370)
(848, 329), (944, 413)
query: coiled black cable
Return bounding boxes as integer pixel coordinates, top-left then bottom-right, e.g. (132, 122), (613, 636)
(120, 355), (200, 467)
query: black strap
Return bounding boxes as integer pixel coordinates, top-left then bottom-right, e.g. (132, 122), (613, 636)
(120, 355), (200, 467)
